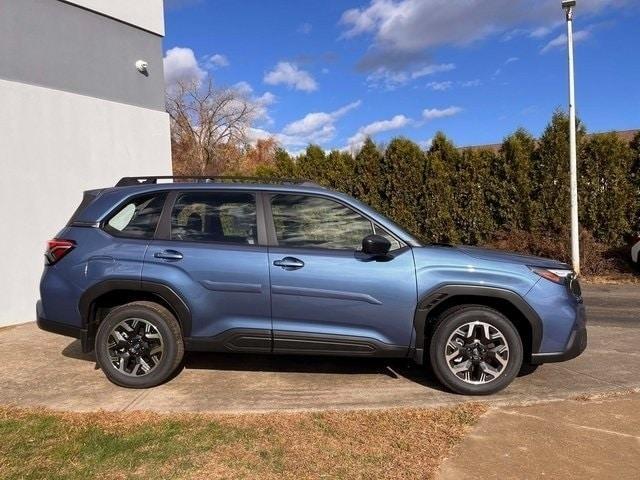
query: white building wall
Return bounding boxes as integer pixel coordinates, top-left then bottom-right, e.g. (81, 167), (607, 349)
(63, 0), (166, 35)
(0, 0), (171, 327)
(0, 80), (171, 327)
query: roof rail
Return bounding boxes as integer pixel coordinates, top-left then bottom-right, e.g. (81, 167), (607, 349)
(115, 176), (314, 187)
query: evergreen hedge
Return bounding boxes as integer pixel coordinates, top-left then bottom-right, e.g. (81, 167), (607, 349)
(256, 111), (640, 274)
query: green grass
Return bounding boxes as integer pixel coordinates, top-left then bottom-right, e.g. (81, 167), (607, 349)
(0, 404), (485, 480)
(0, 410), (252, 480)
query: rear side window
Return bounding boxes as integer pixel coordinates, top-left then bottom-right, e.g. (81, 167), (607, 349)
(104, 193), (166, 239)
(171, 192), (257, 245)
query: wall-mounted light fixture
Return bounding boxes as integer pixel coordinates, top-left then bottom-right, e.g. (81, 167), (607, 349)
(135, 60), (149, 76)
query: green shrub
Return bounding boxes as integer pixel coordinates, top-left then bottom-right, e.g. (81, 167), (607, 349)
(494, 128), (536, 231)
(423, 133), (459, 243)
(579, 133), (635, 245)
(253, 112), (639, 275)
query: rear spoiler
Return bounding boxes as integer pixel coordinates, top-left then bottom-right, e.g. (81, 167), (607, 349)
(66, 189), (104, 226)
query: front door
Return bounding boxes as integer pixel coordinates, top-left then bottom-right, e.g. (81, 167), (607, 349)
(143, 190), (271, 352)
(266, 193), (417, 356)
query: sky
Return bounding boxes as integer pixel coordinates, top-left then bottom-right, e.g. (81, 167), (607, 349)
(163, 0), (640, 153)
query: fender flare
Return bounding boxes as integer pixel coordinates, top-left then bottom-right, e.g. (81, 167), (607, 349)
(79, 279), (192, 337)
(412, 285), (543, 361)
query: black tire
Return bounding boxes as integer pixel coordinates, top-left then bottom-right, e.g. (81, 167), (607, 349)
(95, 301), (184, 388)
(429, 305), (523, 395)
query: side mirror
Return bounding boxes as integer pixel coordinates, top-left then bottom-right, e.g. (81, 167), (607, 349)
(362, 234), (391, 256)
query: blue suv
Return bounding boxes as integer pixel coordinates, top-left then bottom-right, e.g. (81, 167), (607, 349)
(38, 176), (586, 395)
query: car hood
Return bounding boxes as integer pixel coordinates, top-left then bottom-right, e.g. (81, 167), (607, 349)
(455, 245), (570, 269)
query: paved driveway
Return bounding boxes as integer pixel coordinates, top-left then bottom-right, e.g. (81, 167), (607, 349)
(1, 284), (638, 413)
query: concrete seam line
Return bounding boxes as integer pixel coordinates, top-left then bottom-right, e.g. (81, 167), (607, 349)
(550, 364), (626, 388)
(121, 391), (150, 412)
(570, 424), (640, 441)
(501, 410), (640, 440)
(586, 349), (640, 358)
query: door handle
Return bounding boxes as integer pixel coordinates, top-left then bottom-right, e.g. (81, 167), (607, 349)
(154, 250), (183, 261)
(273, 257), (304, 270)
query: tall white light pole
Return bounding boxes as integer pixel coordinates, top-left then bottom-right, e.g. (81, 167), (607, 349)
(563, 0), (580, 275)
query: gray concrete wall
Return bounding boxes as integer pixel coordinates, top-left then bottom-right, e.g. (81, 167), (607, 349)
(0, 0), (165, 111)
(0, 0), (171, 327)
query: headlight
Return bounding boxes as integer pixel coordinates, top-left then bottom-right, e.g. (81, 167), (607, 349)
(529, 266), (573, 284)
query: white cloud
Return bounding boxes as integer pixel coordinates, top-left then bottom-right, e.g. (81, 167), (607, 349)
(422, 106), (463, 120)
(282, 101), (361, 145)
(540, 30), (591, 53)
(204, 53), (229, 69)
(427, 81), (452, 91)
(460, 79), (482, 87)
(283, 101), (360, 136)
(529, 26), (553, 38)
(231, 82), (277, 125)
(412, 63), (456, 79)
(367, 63), (455, 90)
(232, 81), (253, 96)
(163, 47), (206, 87)
(264, 62), (318, 92)
(347, 114), (411, 149)
(505, 56), (519, 64)
(249, 101), (361, 151)
(340, 0), (625, 70)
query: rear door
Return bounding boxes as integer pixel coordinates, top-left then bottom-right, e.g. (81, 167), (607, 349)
(142, 190), (272, 352)
(89, 192), (167, 282)
(266, 193), (417, 356)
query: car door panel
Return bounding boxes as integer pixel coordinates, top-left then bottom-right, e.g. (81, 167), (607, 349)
(265, 192), (418, 355)
(142, 190), (272, 351)
(144, 242), (271, 338)
(269, 247), (417, 351)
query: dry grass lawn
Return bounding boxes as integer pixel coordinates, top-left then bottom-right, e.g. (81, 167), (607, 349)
(0, 403), (485, 480)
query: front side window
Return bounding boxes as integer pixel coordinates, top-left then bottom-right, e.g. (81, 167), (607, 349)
(270, 194), (374, 250)
(104, 193), (166, 239)
(171, 192), (257, 245)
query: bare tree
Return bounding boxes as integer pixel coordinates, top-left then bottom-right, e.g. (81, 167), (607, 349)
(167, 79), (258, 175)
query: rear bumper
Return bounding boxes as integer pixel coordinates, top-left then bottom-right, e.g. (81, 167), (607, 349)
(36, 300), (89, 350)
(530, 325), (587, 364)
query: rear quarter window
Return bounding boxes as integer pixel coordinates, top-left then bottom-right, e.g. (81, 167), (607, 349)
(103, 193), (167, 239)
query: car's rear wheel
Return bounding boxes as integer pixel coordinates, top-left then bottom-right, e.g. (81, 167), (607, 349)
(429, 305), (523, 395)
(95, 301), (184, 388)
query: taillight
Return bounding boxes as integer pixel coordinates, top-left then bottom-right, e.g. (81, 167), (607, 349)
(45, 239), (75, 265)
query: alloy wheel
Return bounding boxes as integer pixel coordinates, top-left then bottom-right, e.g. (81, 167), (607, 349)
(107, 318), (164, 377)
(445, 321), (510, 385)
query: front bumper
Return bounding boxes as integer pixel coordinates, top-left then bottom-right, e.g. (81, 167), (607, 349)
(530, 325), (587, 364)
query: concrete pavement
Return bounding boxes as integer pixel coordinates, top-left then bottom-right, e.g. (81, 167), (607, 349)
(0, 283), (638, 413)
(437, 393), (640, 479)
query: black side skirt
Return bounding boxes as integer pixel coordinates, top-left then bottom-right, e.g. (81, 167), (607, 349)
(185, 329), (408, 358)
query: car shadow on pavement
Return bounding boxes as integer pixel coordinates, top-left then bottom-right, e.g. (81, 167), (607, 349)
(183, 351), (450, 392)
(61, 338), (535, 392)
(62, 339), (95, 362)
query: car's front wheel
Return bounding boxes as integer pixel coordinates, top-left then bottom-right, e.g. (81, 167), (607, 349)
(429, 305), (523, 395)
(95, 301), (184, 388)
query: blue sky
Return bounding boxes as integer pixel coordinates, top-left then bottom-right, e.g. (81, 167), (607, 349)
(163, 0), (640, 152)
